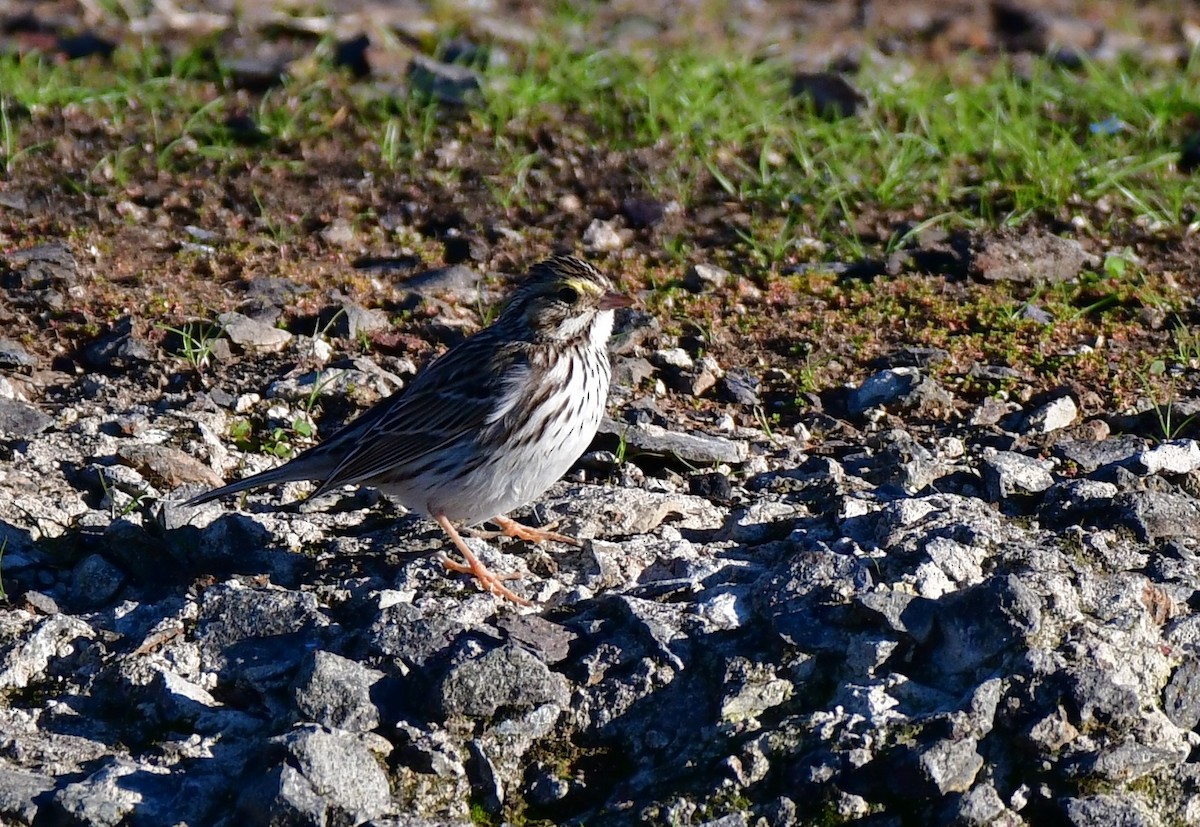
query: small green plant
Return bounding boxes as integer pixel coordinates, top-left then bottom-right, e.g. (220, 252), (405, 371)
(1172, 322), (1200, 368)
(1139, 364), (1198, 442)
(97, 470), (151, 518)
(614, 429), (629, 465)
(156, 320), (225, 371)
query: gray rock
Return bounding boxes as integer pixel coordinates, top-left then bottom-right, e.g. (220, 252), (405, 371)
(0, 339), (35, 368)
(401, 264), (482, 301)
(918, 737), (982, 795)
(82, 316), (156, 370)
(1163, 658), (1200, 730)
(848, 367), (920, 414)
(194, 584), (328, 664)
(1063, 793), (1153, 827)
(237, 725), (393, 824)
(583, 218), (628, 252)
(439, 643), (569, 719)
(1117, 491), (1200, 541)
(1135, 439), (1200, 476)
(848, 367), (953, 417)
(1054, 434), (1145, 472)
(1038, 479), (1118, 527)
(217, 311), (293, 352)
(0, 398), (52, 437)
(755, 547), (874, 650)
(7, 241), (77, 288)
(970, 396), (1012, 426)
(981, 450), (1054, 501)
(971, 229), (1097, 284)
(950, 783), (1008, 826)
(1023, 395), (1078, 434)
(338, 302), (391, 338)
(683, 263), (730, 292)
(598, 416), (748, 464)
(0, 765), (53, 824)
(70, 554), (125, 609)
(292, 650), (384, 732)
(496, 614), (576, 664)
(319, 217), (357, 248)
(407, 55), (482, 105)
(721, 368), (760, 406)
(48, 757), (145, 827)
(0, 613), (95, 690)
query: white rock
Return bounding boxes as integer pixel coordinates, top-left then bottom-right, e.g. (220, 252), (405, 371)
(1137, 439), (1200, 475)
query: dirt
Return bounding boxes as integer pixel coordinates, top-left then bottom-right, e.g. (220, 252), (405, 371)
(1, 0), (1199, 434)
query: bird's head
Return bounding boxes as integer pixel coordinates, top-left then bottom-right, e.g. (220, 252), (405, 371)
(502, 256), (632, 343)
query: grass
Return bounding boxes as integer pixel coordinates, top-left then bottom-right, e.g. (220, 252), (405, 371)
(156, 320), (226, 372)
(3, 38), (1196, 257)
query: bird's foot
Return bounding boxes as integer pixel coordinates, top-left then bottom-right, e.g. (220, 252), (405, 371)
(435, 514), (532, 606)
(492, 514), (581, 547)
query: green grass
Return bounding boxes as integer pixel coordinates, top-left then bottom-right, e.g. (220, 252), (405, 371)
(3, 37), (1195, 261)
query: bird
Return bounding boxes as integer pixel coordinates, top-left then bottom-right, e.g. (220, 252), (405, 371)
(185, 256), (632, 605)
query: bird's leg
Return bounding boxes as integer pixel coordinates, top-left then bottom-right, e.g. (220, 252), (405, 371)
(434, 514), (532, 606)
(492, 514), (581, 547)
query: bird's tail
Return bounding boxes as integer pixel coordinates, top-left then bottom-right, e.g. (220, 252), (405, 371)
(183, 442), (342, 507)
(183, 464), (306, 507)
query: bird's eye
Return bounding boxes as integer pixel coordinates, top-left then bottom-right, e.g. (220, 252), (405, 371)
(556, 285), (579, 304)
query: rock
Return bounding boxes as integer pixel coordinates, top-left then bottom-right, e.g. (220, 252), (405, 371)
(981, 450), (1054, 502)
(1135, 440), (1200, 476)
(0, 398), (52, 437)
(47, 757), (152, 827)
(550, 486), (726, 538)
(721, 368), (760, 406)
(848, 368), (953, 417)
(400, 264), (481, 301)
(194, 583), (328, 663)
(117, 444), (225, 490)
(620, 197), (667, 229)
(217, 312), (293, 353)
(292, 650), (385, 732)
(950, 782), (1008, 826)
(439, 643), (569, 719)
(0, 766), (53, 824)
(918, 737), (983, 795)
(0, 339), (36, 368)
(689, 472), (733, 503)
(1054, 435), (1144, 472)
(0, 613), (95, 690)
(583, 217), (628, 252)
(69, 554), (125, 610)
(599, 416), (749, 464)
(791, 71), (864, 118)
(237, 725), (393, 824)
(1039, 479), (1118, 527)
(683, 263), (730, 292)
(1023, 395), (1077, 434)
(495, 614), (576, 664)
(1163, 658), (1200, 730)
(319, 217), (357, 248)
(652, 348), (694, 371)
(337, 302), (391, 339)
(970, 229), (1098, 283)
(81, 316), (156, 371)
(1062, 793), (1153, 827)
(1117, 491), (1200, 541)
(407, 54), (482, 105)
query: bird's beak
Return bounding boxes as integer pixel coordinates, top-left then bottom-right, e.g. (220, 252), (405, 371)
(600, 290), (634, 310)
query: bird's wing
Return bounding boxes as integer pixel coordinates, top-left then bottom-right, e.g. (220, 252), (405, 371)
(307, 333), (529, 499)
